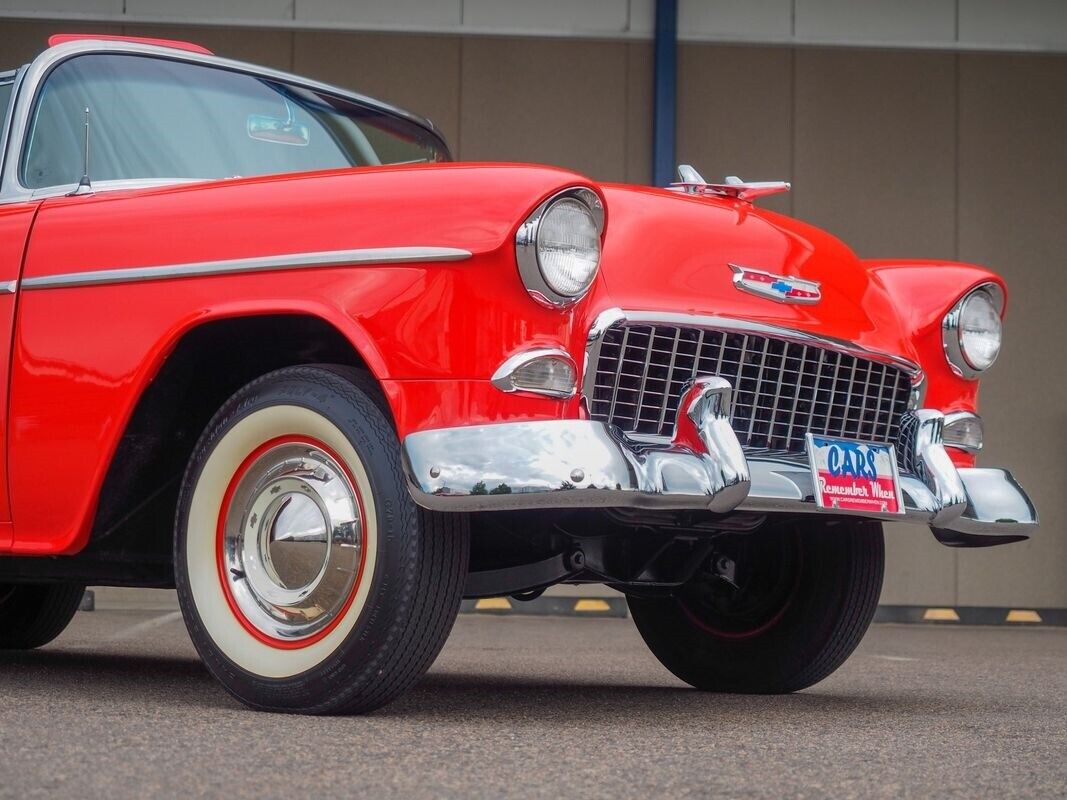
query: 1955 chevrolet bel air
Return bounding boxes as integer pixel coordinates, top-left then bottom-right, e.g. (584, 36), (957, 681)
(0, 35), (1037, 713)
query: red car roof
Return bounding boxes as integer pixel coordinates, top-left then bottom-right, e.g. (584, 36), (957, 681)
(48, 34), (213, 55)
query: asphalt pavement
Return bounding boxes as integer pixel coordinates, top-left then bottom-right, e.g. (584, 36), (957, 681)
(0, 606), (1063, 799)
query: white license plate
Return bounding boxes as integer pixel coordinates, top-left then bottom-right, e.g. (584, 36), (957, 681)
(806, 434), (904, 515)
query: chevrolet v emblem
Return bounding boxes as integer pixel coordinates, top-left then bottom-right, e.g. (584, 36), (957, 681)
(729, 264), (821, 305)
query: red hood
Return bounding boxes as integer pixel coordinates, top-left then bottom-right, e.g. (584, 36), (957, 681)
(591, 184), (917, 366)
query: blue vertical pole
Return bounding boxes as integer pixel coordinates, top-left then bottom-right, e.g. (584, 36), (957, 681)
(652, 0), (678, 187)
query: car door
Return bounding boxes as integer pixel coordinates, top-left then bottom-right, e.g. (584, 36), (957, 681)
(0, 70), (31, 546)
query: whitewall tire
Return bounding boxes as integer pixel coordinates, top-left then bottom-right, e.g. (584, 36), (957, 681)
(175, 365), (468, 714)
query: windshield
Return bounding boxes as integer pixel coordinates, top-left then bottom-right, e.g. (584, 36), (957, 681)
(21, 54), (449, 190)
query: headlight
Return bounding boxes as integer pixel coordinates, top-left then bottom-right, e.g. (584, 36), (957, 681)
(516, 187), (604, 307)
(942, 284), (1004, 379)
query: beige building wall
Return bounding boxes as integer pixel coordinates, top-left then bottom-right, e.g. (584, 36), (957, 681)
(1, 21), (1063, 608)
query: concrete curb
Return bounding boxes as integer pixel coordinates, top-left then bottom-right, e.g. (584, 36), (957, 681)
(460, 598), (1067, 625)
(874, 605), (1066, 626)
(460, 596), (628, 618)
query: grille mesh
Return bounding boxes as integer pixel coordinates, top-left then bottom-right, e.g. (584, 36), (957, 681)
(588, 323), (913, 454)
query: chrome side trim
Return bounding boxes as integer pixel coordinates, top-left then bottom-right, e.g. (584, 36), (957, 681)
(581, 308), (922, 416)
(941, 282), (1004, 380)
(490, 347), (577, 399)
(0, 280), (17, 294)
(20, 246), (472, 290)
(1, 39), (450, 202)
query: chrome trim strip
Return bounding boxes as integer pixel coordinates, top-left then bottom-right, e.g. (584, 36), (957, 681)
(581, 307), (922, 418)
(941, 282), (1004, 380)
(20, 246), (472, 290)
(490, 347), (577, 400)
(0, 280), (16, 294)
(1, 39), (450, 202)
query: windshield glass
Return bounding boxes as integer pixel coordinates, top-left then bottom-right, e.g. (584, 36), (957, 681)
(21, 54), (448, 189)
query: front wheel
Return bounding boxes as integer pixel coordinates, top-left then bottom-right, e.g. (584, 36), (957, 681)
(175, 365), (468, 714)
(628, 519), (884, 694)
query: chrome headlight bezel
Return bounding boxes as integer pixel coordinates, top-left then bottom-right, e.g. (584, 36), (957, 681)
(942, 283), (1004, 380)
(515, 187), (605, 308)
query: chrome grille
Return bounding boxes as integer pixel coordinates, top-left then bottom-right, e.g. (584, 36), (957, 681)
(588, 323), (914, 454)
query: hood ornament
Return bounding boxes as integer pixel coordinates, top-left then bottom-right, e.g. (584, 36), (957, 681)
(730, 264), (821, 305)
(671, 164), (790, 202)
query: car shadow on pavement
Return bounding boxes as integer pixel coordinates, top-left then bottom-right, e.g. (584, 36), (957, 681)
(379, 670), (991, 723)
(0, 649), (1025, 720)
(0, 649), (227, 709)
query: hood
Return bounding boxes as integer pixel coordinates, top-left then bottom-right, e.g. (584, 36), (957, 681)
(592, 184), (916, 366)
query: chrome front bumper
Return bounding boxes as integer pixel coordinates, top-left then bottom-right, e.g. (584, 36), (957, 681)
(401, 381), (1037, 545)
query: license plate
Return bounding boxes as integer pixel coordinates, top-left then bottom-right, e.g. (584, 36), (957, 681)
(806, 434), (904, 515)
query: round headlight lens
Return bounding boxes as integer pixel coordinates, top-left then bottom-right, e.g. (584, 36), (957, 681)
(958, 290), (1002, 371)
(535, 198), (601, 298)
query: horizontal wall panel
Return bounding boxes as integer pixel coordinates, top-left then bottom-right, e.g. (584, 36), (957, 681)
(295, 0), (461, 28)
(679, 0), (792, 42)
(5, 1), (1067, 53)
(959, 0), (1067, 51)
(0, 0), (123, 14)
(795, 0), (956, 46)
(125, 0), (293, 21)
(464, 0), (635, 35)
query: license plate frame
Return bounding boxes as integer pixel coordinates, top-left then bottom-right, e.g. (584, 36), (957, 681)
(805, 433), (905, 515)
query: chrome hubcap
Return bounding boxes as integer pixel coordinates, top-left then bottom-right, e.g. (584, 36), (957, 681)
(221, 442), (363, 642)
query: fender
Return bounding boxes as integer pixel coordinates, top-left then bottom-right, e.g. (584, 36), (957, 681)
(865, 259), (1007, 413)
(7, 164), (602, 555)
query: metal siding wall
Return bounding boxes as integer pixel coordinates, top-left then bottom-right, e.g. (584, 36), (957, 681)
(0, 20), (1063, 607)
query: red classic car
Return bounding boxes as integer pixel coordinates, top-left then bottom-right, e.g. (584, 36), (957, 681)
(0, 35), (1036, 713)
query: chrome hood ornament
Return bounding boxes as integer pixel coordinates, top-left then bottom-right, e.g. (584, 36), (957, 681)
(730, 264), (821, 305)
(671, 164), (790, 202)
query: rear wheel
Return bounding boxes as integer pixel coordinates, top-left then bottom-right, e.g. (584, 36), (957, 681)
(0, 583), (84, 649)
(628, 519), (883, 693)
(175, 365), (468, 714)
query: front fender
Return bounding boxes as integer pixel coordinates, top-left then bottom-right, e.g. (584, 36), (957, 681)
(865, 259), (1007, 414)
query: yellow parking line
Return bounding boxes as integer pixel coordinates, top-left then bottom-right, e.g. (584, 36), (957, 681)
(1005, 609), (1042, 623)
(574, 599), (612, 612)
(923, 608), (960, 622)
(475, 597), (512, 611)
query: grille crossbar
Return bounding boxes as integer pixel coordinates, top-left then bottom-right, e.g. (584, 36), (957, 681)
(588, 324), (913, 453)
